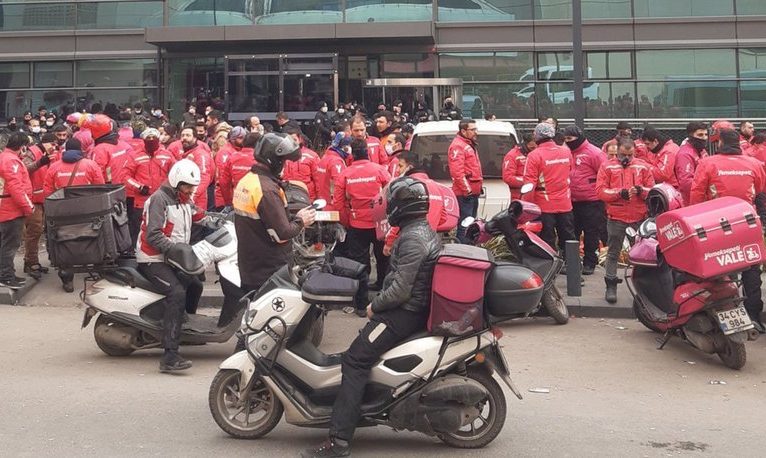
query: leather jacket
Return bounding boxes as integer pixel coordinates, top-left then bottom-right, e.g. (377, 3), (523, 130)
(371, 218), (441, 314)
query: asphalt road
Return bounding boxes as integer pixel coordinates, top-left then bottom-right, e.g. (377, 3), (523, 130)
(1, 306), (765, 457)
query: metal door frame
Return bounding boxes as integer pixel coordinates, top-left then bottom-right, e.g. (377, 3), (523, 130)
(362, 78), (463, 111)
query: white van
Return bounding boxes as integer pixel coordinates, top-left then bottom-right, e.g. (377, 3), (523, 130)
(515, 66), (599, 103)
(408, 120), (518, 219)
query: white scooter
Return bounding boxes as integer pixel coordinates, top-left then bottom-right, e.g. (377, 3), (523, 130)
(80, 216), (246, 356)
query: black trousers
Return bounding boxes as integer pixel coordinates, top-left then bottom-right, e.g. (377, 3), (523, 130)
(338, 227), (388, 291)
(540, 211), (576, 260)
(127, 200), (141, 251)
(0, 217), (24, 280)
(742, 265), (763, 322)
(139, 262), (203, 350)
(329, 308), (428, 441)
(573, 201), (606, 269)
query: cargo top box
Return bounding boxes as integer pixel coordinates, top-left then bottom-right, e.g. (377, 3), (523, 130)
(656, 196), (765, 279)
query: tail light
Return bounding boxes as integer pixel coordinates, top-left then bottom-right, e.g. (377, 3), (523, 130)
(520, 272), (544, 289)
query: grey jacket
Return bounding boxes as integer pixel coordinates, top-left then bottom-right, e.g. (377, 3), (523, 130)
(371, 218), (441, 314)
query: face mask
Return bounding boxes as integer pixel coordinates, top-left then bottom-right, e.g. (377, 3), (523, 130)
(618, 155), (631, 167)
(152, 110), (162, 117)
(689, 137), (707, 151)
(320, 106), (328, 113)
(384, 143), (395, 155)
(46, 121), (54, 127)
(144, 138), (160, 154)
(135, 109), (142, 115)
(338, 109), (345, 115)
(31, 126), (41, 133)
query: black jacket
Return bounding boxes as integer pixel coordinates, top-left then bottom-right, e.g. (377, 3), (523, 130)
(371, 218), (441, 314)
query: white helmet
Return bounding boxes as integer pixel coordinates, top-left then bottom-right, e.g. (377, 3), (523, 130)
(168, 159), (201, 188)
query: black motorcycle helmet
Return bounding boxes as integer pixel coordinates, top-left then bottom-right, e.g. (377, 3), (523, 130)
(386, 176), (429, 226)
(254, 132), (301, 175)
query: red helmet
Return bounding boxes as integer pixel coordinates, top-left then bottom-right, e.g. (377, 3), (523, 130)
(646, 183), (684, 216)
(84, 113), (114, 140)
(710, 120), (735, 142)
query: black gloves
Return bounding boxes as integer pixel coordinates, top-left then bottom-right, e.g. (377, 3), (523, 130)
(634, 185), (643, 197)
(619, 189), (630, 200)
(139, 185), (150, 196)
(38, 155), (51, 167)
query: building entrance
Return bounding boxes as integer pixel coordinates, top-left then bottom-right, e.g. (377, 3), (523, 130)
(361, 78), (462, 119)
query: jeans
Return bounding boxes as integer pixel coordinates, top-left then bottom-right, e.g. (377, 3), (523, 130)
(329, 308), (428, 441)
(0, 217), (24, 280)
(742, 265), (763, 322)
(456, 195), (479, 243)
(605, 219), (639, 280)
(573, 201), (606, 268)
(337, 227), (388, 294)
(23, 204), (44, 266)
(539, 211), (576, 259)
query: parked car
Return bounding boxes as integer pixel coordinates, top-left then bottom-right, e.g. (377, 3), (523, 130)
(408, 120), (518, 219)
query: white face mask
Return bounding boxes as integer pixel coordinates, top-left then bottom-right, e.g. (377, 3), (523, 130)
(384, 143), (395, 155)
(320, 106), (328, 113)
(31, 126), (41, 133)
(46, 121), (54, 127)
(338, 108), (345, 115)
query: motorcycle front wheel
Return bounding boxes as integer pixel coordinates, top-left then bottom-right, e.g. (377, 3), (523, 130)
(542, 286), (569, 325)
(209, 369), (283, 439)
(437, 368), (507, 449)
(715, 335), (747, 370)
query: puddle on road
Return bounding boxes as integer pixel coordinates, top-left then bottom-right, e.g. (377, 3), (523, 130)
(645, 441), (709, 452)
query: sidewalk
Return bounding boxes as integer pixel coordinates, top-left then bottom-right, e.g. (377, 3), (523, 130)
(557, 265), (635, 319)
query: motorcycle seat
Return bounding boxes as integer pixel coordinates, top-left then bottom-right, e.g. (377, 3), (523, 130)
(110, 267), (165, 295)
(398, 330), (432, 346)
(301, 270), (358, 306)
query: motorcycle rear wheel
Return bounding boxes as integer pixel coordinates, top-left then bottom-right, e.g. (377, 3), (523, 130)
(209, 369), (283, 439)
(438, 368), (506, 449)
(542, 286), (569, 325)
(93, 314), (136, 357)
(716, 337), (746, 370)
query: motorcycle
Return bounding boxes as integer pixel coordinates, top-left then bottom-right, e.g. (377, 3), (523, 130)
(625, 187), (760, 370)
(462, 188), (569, 325)
(208, 243), (546, 447)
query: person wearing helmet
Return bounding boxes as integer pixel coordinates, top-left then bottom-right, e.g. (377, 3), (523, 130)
(596, 138), (655, 303)
(690, 128), (766, 333)
(302, 176), (441, 458)
(675, 121), (709, 205)
(232, 133), (317, 293)
(86, 114), (134, 187)
(136, 159), (221, 372)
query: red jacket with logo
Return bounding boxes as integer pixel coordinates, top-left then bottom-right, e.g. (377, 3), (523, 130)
(22, 145), (57, 204)
(602, 137), (650, 161)
(43, 155), (105, 197)
(333, 159), (391, 229)
(674, 143), (708, 205)
(596, 158), (655, 223)
(124, 145), (176, 209)
(689, 153), (766, 206)
(569, 140), (605, 202)
(213, 142), (238, 208)
(0, 149), (35, 221)
(315, 148), (349, 207)
(283, 146), (320, 200)
(747, 143), (766, 165)
(522, 140), (573, 213)
(217, 148), (255, 207)
(447, 134), (483, 197)
(646, 140), (680, 188)
(740, 135), (753, 154)
(167, 139), (211, 161)
(502, 146), (527, 200)
(178, 142), (214, 210)
(366, 136), (385, 166)
(91, 139), (133, 185)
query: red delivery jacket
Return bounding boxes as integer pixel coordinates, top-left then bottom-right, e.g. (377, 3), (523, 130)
(333, 159), (390, 229)
(0, 148), (35, 221)
(502, 146), (527, 200)
(522, 140), (573, 213)
(596, 158), (655, 223)
(447, 134), (483, 197)
(690, 153), (766, 206)
(569, 140), (605, 202)
(283, 146), (320, 200)
(315, 148), (348, 207)
(124, 145), (176, 209)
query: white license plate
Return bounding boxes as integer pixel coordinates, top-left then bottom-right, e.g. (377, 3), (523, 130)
(716, 306), (754, 335)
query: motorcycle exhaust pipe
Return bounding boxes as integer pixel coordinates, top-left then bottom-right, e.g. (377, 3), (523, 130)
(95, 322), (139, 349)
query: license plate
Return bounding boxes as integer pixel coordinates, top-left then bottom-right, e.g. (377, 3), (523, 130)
(716, 306), (754, 335)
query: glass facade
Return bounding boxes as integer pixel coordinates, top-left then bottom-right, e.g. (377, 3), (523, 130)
(0, 59), (159, 120)
(0, 1), (163, 31)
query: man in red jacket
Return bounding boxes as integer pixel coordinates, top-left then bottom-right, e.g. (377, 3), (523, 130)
(641, 126), (680, 189)
(282, 126), (320, 200)
(596, 139), (655, 303)
(690, 128), (766, 332)
(739, 121), (755, 153)
(448, 119), (483, 243)
(177, 127), (214, 210)
(315, 130), (352, 206)
(564, 125), (606, 275)
(213, 126), (247, 209)
(21, 133), (58, 278)
(124, 128), (176, 247)
(351, 116), (384, 165)
(0, 132), (36, 288)
(87, 114), (133, 185)
(217, 132), (257, 208)
(523, 122), (575, 257)
(675, 121), (709, 204)
(44, 138), (106, 292)
(502, 132), (535, 200)
(334, 138), (391, 299)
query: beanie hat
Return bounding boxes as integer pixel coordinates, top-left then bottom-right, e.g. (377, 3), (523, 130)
(562, 125), (583, 138)
(534, 122), (556, 142)
(228, 126), (247, 141)
(65, 138), (82, 151)
(140, 128), (161, 139)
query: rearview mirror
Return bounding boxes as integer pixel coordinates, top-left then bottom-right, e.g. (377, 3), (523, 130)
(520, 183), (534, 195)
(312, 199), (327, 210)
(461, 216), (476, 228)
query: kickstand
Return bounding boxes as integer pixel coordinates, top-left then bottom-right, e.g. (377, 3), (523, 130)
(656, 331), (672, 350)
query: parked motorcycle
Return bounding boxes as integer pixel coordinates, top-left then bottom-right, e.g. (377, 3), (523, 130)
(463, 194), (569, 324)
(625, 185), (760, 369)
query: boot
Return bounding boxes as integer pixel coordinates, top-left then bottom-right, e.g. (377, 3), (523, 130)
(159, 350), (192, 372)
(301, 438), (350, 458)
(604, 277), (619, 304)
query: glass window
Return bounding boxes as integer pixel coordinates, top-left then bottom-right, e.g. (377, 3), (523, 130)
(75, 88), (158, 112)
(227, 75), (280, 113)
(587, 52), (632, 79)
(582, 0), (631, 19)
(635, 50), (736, 79)
(169, 0), (344, 26)
(76, 59), (158, 88)
(637, 80), (737, 118)
(440, 52), (534, 82)
(633, 0), (733, 17)
(534, 0), (573, 20)
(738, 0), (766, 15)
(437, 0), (532, 22)
(77, 1), (164, 29)
(585, 82), (635, 118)
(381, 54), (435, 78)
(409, 133), (515, 179)
(537, 52), (574, 78)
(34, 62), (74, 88)
(0, 2), (76, 31)
(166, 57), (225, 120)
(228, 58), (280, 73)
(463, 83), (535, 119)
(283, 74), (334, 111)
(168, 0), (258, 26)
(741, 80), (766, 117)
(739, 49), (766, 77)
(536, 82), (575, 118)
(0, 63), (30, 89)
(346, 0), (431, 22)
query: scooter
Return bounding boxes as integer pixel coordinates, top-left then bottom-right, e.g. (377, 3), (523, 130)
(208, 243), (542, 448)
(463, 189), (569, 325)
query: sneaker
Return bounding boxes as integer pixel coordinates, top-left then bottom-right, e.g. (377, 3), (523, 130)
(300, 438), (350, 458)
(582, 265), (595, 276)
(159, 351), (192, 372)
(24, 263), (49, 276)
(355, 309), (367, 318)
(62, 280), (74, 293)
(0, 277), (24, 289)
